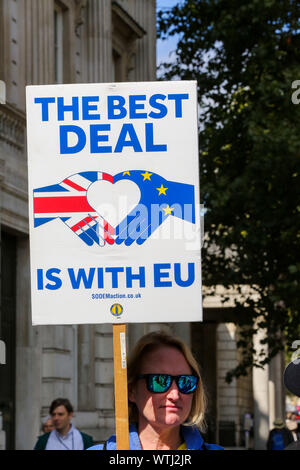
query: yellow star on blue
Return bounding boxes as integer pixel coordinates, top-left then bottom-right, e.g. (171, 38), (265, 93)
(163, 205), (174, 216)
(123, 171), (130, 176)
(141, 171), (152, 181)
(156, 184), (168, 196)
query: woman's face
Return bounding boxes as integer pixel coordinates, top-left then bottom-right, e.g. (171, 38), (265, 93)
(129, 345), (194, 431)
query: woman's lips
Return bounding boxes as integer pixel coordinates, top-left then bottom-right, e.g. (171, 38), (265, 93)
(161, 404), (181, 409)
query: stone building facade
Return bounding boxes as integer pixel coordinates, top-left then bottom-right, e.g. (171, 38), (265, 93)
(0, 0), (285, 450)
(0, 0), (158, 450)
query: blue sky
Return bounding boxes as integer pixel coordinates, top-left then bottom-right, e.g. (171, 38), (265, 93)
(156, 0), (182, 66)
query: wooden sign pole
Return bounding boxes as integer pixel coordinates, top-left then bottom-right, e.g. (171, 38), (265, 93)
(113, 323), (130, 450)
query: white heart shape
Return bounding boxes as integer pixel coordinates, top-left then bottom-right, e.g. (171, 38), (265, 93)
(86, 179), (141, 227)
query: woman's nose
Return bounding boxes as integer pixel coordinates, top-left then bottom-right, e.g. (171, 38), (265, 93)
(166, 381), (180, 399)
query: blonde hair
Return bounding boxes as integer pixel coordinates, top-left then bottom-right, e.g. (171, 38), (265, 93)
(127, 330), (207, 431)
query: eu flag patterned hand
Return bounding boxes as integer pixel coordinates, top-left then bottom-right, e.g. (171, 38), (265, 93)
(114, 170), (195, 246)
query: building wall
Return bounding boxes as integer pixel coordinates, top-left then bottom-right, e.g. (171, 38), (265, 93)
(217, 322), (286, 449)
(0, 0), (157, 449)
(217, 323), (253, 446)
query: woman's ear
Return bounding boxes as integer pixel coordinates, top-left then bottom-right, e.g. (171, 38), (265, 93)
(128, 383), (136, 403)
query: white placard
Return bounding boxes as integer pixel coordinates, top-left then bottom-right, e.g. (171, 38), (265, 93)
(26, 81), (202, 325)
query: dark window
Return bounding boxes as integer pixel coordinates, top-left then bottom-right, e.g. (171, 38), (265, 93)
(0, 231), (17, 450)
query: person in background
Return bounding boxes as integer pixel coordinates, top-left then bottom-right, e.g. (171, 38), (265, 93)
(283, 360), (300, 450)
(286, 412), (300, 442)
(267, 418), (294, 450)
(88, 330), (223, 450)
(42, 415), (54, 434)
(34, 398), (94, 450)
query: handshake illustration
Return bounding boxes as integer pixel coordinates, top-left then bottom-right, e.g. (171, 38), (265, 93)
(33, 170), (195, 247)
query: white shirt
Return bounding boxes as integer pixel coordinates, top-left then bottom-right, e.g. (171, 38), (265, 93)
(45, 424), (84, 450)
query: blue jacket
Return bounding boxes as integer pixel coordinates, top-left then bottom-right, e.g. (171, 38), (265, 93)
(88, 424), (223, 450)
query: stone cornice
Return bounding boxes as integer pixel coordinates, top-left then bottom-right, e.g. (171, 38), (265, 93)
(112, 1), (146, 40)
(2, 180), (28, 202)
(0, 103), (26, 151)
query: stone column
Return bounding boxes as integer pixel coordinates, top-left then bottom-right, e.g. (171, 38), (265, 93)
(40, 325), (75, 415)
(83, 0), (112, 83)
(0, 0), (21, 107)
(24, 0), (54, 87)
(78, 324), (95, 410)
(131, 0), (156, 81)
(15, 237), (42, 450)
(172, 323), (191, 346)
(127, 323), (190, 356)
(94, 324), (115, 442)
(253, 326), (269, 450)
(269, 351), (285, 426)
(127, 323), (147, 353)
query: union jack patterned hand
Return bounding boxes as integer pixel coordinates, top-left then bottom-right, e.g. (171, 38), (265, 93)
(114, 170), (195, 246)
(33, 171), (115, 247)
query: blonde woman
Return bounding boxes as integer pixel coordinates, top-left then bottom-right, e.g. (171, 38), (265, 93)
(89, 331), (223, 450)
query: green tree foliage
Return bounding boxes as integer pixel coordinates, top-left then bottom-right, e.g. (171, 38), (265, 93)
(158, 0), (300, 381)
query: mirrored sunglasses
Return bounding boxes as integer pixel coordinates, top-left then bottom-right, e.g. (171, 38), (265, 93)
(137, 374), (199, 394)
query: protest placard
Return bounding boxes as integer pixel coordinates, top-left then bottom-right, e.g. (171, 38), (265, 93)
(26, 81), (202, 326)
(26, 80), (201, 449)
